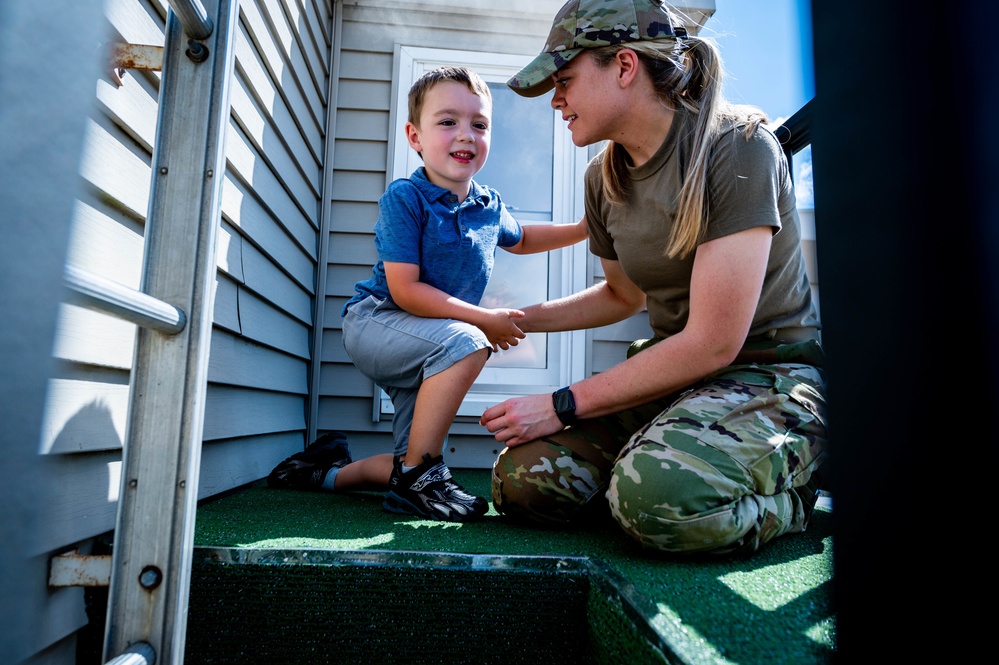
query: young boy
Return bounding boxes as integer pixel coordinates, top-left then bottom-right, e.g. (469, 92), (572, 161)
(320, 65), (586, 522)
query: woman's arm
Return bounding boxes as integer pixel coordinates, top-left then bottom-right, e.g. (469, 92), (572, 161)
(517, 256), (647, 333)
(480, 226), (772, 446)
(504, 216), (588, 255)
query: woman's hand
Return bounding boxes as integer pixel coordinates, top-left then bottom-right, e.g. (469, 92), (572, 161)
(480, 392), (562, 447)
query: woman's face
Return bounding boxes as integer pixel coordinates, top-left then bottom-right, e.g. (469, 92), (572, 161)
(549, 52), (625, 147)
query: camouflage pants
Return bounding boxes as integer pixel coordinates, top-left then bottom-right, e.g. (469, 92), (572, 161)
(491, 363), (827, 556)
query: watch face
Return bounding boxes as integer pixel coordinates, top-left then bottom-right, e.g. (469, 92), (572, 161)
(554, 388), (576, 424)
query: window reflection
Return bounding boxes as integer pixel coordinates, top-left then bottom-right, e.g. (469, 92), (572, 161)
(476, 83), (554, 218)
(475, 84), (556, 370)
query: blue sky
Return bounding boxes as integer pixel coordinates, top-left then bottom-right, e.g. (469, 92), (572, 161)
(702, 0), (814, 123)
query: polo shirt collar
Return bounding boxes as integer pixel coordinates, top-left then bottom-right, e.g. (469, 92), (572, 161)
(411, 167), (493, 206)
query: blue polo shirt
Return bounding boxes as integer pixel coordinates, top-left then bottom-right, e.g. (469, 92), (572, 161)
(342, 167), (523, 315)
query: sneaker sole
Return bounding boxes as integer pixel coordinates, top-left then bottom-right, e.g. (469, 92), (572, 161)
(382, 491), (485, 522)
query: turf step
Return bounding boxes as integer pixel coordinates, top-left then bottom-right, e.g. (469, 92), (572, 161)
(184, 548), (674, 665)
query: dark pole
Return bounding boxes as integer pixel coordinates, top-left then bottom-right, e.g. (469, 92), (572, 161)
(810, 1), (998, 661)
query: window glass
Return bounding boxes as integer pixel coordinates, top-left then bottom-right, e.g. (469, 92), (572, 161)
(475, 83), (553, 218)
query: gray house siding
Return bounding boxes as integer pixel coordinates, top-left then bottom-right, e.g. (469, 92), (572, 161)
(21, 0), (334, 660)
(49, 0), (334, 510)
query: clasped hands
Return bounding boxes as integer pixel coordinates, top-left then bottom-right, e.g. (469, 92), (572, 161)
(479, 308), (526, 352)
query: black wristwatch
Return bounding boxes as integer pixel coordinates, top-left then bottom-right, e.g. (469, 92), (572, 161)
(552, 387), (577, 426)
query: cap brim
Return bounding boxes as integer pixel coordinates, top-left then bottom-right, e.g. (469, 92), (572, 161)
(506, 47), (584, 98)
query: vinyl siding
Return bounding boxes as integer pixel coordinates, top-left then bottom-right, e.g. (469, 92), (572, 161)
(30, 0), (334, 658)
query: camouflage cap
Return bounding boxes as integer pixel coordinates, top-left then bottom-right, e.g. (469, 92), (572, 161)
(508, 0), (687, 98)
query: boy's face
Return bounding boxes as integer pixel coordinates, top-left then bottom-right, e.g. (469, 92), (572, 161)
(405, 81), (491, 198)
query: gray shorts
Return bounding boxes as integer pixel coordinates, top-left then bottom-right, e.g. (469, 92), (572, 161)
(342, 295), (490, 455)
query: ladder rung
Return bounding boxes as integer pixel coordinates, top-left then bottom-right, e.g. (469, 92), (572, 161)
(104, 641), (155, 665)
(63, 264), (186, 334)
(168, 0), (214, 40)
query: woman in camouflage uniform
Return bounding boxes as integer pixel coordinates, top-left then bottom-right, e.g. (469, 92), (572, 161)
(480, 0), (827, 556)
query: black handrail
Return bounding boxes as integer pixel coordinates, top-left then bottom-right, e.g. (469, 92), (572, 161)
(773, 97), (812, 163)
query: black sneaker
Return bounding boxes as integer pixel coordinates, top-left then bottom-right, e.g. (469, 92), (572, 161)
(266, 431), (352, 490)
(383, 454), (488, 521)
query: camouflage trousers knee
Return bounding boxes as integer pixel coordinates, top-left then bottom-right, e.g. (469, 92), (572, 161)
(491, 363), (827, 556)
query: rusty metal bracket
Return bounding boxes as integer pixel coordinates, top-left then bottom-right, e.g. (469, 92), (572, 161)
(49, 550), (112, 587)
(108, 42), (165, 86)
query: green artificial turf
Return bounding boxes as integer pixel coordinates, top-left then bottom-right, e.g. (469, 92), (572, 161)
(191, 470), (834, 664)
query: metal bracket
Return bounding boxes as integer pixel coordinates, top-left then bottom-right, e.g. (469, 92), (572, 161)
(108, 42), (165, 86)
(48, 550), (112, 587)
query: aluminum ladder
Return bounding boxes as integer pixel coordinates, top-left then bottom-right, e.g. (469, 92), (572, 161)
(95, 1), (237, 661)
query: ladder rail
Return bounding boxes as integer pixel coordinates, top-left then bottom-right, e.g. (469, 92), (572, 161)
(102, 0), (239, 662)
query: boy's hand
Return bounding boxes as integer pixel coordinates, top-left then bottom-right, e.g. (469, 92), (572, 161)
(477, 308), (526, 351)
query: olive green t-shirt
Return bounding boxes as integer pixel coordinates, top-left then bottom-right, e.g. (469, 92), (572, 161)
(584, 109), (820, 340)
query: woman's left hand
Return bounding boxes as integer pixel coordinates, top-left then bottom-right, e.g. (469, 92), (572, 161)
(480, 393), (562, 447)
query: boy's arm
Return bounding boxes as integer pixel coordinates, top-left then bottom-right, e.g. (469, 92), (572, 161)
(504, 216), (588, 255)
(384, 261), (483, 321)
(384, 261), (526, 351)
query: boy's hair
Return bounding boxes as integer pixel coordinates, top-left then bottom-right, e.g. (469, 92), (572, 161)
(407, 66), (492, 127)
